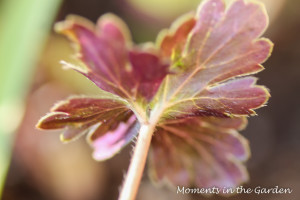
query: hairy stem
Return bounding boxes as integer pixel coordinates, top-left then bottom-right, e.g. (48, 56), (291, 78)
(118, 123), (155, 200)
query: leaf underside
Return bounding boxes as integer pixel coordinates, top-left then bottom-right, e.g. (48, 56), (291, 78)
(152, 0), (272, 122)
(36, 96), (139, 160)
(149, 117), (249, 190)
(55, 14), (169, 102)
(36, 0), (273, 192)
(148, 0), (272, 189)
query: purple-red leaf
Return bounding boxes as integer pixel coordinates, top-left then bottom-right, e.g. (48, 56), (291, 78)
(37, 0), (273, 193)
(149, 117), (249, 189)
(151, 0), (272, 121)
(128, 49), (169, 100)
(36, 96), (134, 143)
(91, 116), (139, 160)
(55, 14), (169, 101)
(158, 13), (196, 58)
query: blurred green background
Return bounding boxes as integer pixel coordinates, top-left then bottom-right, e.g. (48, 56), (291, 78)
(1, 0), (299, 199)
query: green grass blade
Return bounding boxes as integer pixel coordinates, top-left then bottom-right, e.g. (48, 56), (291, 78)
(0, 0), (62, 197)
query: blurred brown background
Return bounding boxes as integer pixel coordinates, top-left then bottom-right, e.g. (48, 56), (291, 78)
(2, 0), (300, 199)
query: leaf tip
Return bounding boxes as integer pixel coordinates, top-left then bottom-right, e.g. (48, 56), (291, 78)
(156, 11), (195, 46)
(59, 133), (70, 143)
(55, 14), (95, 33)
(60, 60), (88, 75)
(35, 118), (44, 130)
(35, 114), (50, 130)
(238, 117), (248, 131)
(96, 13), (132, 43)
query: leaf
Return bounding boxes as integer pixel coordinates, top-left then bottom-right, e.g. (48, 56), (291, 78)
(36, 96), (134, 143)
(149, 116), (249, 188)
(55, 14), (169, 102)
(36, 0), (273, 194)
(36, 13), (170, 161)
(91, 115), (140, 160)
(128, 48), (169, 100)
(151, 0), (273, 121)
(157, 12), (196, 58)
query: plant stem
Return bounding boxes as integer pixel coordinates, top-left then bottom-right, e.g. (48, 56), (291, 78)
(118, 123), (155, 200)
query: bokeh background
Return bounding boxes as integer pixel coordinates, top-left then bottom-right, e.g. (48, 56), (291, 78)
(1, 0), (299, 199)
